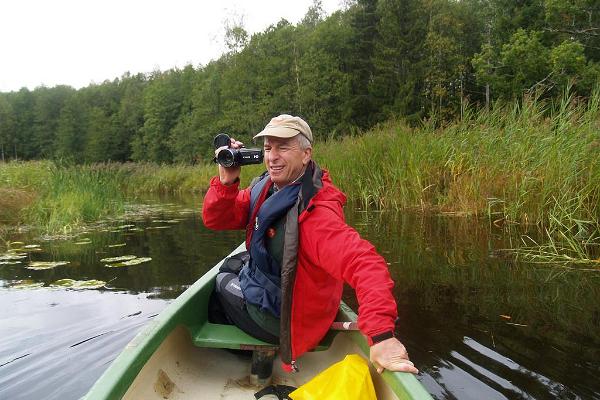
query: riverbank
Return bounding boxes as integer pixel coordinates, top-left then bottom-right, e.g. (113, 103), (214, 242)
(1, 94), (598, 262)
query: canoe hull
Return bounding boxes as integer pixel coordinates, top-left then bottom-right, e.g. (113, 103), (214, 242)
(85, 243), (432, 400)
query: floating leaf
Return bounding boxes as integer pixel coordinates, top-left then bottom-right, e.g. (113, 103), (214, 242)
(108, 243), (126, 248)
(19, 246), (43, 252)
(26, 261), (70, 270)
(10, 280), (44, 289)
(0, 261), (22, 265)
(72, 280), (106, 289)
(105, 257), (152, 268)
(51, 279), (106, 290)
(52, 278), (76, 287)
(0, 253), (27, 261)
(100, 255), (137, 263)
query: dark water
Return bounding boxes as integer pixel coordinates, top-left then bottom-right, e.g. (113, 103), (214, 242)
(1, 199), (599, 399)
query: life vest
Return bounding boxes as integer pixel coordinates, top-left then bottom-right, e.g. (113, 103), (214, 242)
(239, 161), (322, 328)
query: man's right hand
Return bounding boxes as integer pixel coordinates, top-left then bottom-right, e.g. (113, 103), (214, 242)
(216, 137), (244, 185)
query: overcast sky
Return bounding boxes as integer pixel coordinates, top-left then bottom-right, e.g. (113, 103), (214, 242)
(0, 0), (343, 93)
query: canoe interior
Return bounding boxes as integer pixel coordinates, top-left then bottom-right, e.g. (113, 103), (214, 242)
(123, 324), (398, 399)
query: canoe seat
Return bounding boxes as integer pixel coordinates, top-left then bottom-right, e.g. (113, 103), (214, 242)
(191, 322), (337, 352)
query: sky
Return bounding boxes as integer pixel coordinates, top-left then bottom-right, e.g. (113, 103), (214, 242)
(0, 0), (343, 93)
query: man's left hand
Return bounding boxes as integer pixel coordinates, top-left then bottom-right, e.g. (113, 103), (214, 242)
(370, 337), (419, 374)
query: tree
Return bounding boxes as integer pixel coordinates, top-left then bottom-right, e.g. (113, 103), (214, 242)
(54, 94), (87, 162)
(84, 106), (115, 162)
(345, 0), (380, 128)
(114, 73), (147, 161)
(0, 95), (16, 161)
(31, 86), (74, 159)
(370, 0), (427, 121)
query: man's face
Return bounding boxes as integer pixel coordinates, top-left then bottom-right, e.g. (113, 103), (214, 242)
(263, 135), (312, 188)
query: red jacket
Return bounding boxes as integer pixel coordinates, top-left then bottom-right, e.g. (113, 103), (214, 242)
(202, 170), (398, 363)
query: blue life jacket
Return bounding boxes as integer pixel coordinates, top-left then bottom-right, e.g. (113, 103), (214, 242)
(239, 174), (302, 317)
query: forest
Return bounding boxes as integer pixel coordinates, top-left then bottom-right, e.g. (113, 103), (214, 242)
(0, 0), (598, 164)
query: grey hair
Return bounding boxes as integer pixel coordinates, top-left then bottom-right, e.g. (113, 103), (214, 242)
(296, 134), (312, 150)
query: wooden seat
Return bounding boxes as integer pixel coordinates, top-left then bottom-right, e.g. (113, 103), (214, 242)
(191, 322), (338, 352)
(192, 322), (278, 350)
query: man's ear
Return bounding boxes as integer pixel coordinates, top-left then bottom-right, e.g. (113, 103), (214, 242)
(302, 147), (312, 165)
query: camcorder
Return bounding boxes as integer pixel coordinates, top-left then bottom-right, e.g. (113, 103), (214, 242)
(213, 133), (264, 168)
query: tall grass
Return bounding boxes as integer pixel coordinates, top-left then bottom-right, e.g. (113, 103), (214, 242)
(316, 90), (600, 266)
(0, 90), (598, 248)
(318, 90), (599, 224)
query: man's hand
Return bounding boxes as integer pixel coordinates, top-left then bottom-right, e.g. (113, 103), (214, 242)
(216, 137), (244, 185)
(370, 337), (419, 374)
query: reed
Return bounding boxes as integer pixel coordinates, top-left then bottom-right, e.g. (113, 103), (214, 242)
(317, 91), (599, 228)
(0, 90), (597, 250)
(21, 164), (125, 233)
(316, 90), (600, 266)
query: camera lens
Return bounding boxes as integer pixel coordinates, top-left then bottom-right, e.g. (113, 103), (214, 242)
(216, 148), (235, 167)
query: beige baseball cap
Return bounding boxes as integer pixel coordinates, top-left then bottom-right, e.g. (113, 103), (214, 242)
(253, 114), (313, 142)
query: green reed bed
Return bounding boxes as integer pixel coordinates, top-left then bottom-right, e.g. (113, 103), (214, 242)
(319, 93), (599, 223)
(21, 164), (125, 233)
(0, 92), (598, 265)
(317, 91), (600, 266)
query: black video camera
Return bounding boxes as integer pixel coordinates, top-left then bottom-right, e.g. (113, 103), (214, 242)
(213, 133), (264, 168)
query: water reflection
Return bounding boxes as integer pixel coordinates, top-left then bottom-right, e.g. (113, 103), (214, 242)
(0, 199), (598, 399)
(346, 206), (600, 399)
(0, 200), (243, 400)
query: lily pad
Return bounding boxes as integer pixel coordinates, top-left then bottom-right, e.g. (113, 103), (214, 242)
(51, 279), (106, 290)
(20, 247), (43, 253)
(10, 280), (44, 289)
(26, 261), (70, 270)
(0, 253), (27, 261)
(100, 255), (137, 263)
(116, 224), (135, 229)
(0, 260), (22, 265)
(105, 257), (152, 268)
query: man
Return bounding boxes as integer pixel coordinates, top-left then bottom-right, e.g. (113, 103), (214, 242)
(202, 114), (418, 374)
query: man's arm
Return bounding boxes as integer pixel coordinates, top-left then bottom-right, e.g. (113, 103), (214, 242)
(300, 206), (418, 374)
(201, 138), (251, 230)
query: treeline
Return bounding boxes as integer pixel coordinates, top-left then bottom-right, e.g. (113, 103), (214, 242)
(0, 0), (598, 164)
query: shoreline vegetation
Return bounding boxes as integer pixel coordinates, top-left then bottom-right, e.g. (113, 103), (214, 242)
(1, 94), (599, 267)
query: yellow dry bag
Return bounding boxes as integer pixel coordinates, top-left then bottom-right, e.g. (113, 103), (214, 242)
(289, 354), (377, 400)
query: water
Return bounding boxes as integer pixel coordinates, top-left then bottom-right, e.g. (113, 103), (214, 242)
(0, 200), (599, 399)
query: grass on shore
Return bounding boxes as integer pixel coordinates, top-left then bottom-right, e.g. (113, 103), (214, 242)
(0, 91), (598, 265)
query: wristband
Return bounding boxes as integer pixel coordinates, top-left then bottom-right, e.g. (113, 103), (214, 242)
(370, 331), (394, 344)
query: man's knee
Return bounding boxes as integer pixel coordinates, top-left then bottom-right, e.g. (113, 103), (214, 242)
(216, 272), (244, 307)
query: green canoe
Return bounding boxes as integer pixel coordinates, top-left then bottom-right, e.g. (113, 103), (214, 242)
(85, 243), (432, 400)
